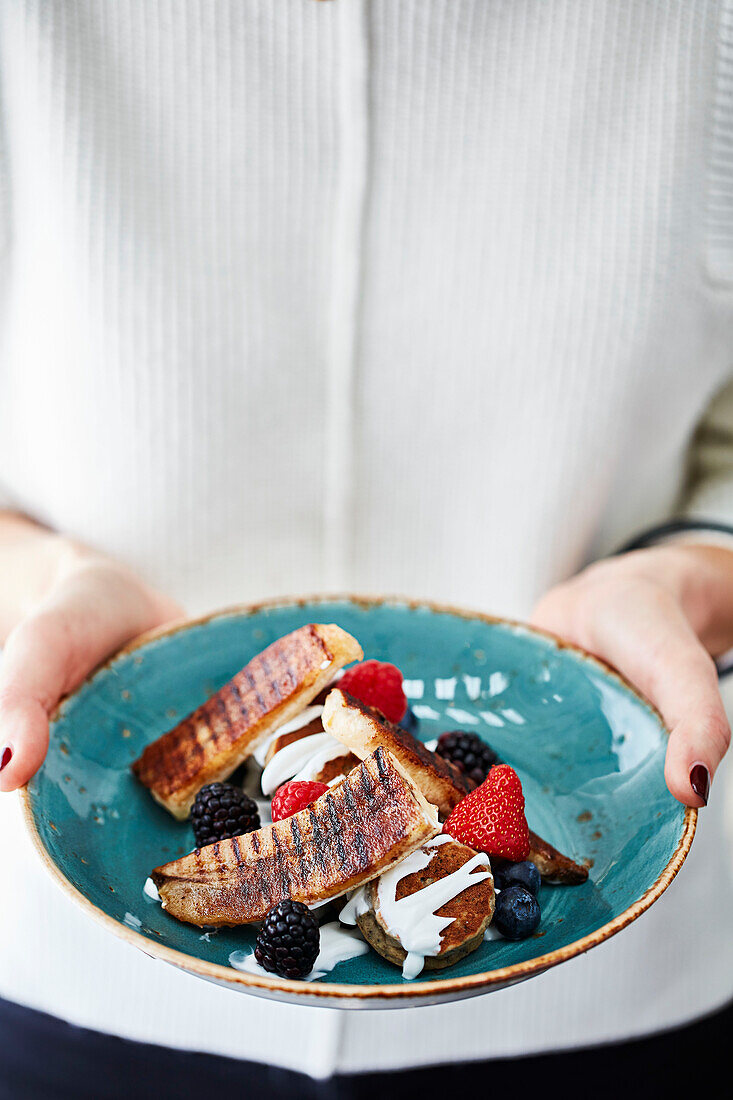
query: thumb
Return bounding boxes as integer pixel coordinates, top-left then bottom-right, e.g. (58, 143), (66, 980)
(0, 613), (73, 791)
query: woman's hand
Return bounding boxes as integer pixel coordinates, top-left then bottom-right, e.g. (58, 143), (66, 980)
(0, 522), (182, 793)
(531, 544), (733, 808)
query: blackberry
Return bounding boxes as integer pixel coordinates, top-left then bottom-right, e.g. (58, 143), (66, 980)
(191, 782), (260, 848)
(436, 730), (500, 786)
(255, 900), (320, 979)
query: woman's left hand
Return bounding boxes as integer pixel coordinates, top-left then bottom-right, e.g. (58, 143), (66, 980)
(531, 544), (733, 807)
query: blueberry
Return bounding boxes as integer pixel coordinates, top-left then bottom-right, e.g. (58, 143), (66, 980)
(494, 860), (541, 896)
(493, 885), (541, 940)
(399, 705), (419, 733)
(491, 862), (508, 890)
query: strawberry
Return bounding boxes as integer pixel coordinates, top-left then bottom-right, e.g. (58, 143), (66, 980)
(271, 780), (330, 822)
(338, 659), (407, 723)
(443, 764), (530, 861)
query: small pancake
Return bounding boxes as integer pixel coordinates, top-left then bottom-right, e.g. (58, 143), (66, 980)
(356, 839), (494, 971)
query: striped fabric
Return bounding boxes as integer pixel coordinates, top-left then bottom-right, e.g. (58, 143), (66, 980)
(707, 0), (733, 282)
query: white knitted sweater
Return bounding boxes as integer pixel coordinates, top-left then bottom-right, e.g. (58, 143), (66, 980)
(1, 0), (733, 1076)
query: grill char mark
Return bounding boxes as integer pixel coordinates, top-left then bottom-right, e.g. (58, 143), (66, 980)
(307, 804), (329, 878)
(209, 696), (232, 750)
(259, 648), (282, 703)
(272, 830), (292, 896)
(289, 816), (304, 861)
(337, 766), (375, 874)
(324, 793), (348, 870)
(359, 759), (375, 801)
(374, 745), (389, 779)
(228, 680), (249, 722)
(244, 665), (268, 719)
(351, 828), (369, 871)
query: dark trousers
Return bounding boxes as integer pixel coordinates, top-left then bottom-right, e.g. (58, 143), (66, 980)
(1, 995), (730, 1100)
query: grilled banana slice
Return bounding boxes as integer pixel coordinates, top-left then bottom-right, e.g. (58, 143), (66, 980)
(323, 687), (471, 817)
(132, 623), (362, 819)
(152, 747), (440, 925)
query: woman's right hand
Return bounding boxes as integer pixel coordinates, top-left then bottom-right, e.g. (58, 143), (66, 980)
(0, 531), (182, 792)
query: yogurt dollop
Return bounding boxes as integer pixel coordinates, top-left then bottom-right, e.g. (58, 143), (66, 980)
(253, 705), (325, 767)
(260, 730), (345, 795)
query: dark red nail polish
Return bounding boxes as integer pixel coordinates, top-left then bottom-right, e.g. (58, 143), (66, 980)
(0, 746), (12, 772)
(690, 763), (710, 806)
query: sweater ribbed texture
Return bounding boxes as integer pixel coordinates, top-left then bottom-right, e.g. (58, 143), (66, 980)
(1, 0), (733, 1076)
(707, 0), (733, 282)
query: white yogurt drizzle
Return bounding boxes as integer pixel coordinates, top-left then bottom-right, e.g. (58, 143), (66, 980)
(339, 887), (372, 926)
(229, 922), (368, 980)
(260, 731), (345, 795)
(341, 834), (491, 980)
(292, 739), (349, 784)
(253, 705), (325, 767)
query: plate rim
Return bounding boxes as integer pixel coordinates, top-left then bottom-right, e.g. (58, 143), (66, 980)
(20, 592), (697, 1004)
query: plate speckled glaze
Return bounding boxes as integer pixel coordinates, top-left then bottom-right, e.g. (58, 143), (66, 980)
(21, 596), (696, 1008)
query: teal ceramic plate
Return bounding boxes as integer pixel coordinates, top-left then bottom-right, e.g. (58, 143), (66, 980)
(21, 596), (696, 1008)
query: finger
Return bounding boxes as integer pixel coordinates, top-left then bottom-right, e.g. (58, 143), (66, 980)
(0, 690), (51, 794)
(0, 614), (73, 792)
(658, 651), (729, 807)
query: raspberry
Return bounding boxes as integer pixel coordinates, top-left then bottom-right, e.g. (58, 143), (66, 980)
(191, 783), (260, 848)
(338, 660), (407, 723)
(255, 900), (320, 979)
(271, 780), (330, 822)
(443, 764), (530, 862)
(436, 730), (499, 786)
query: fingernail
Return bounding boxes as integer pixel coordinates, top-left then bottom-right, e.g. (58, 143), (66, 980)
(0, 746), (12, 772)
(690, 762), (710, 806)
